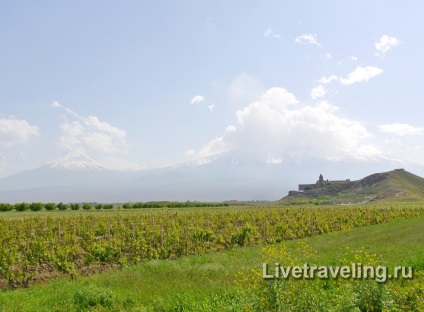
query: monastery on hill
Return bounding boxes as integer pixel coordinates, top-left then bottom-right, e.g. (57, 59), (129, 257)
(288, 174), (351, 196)
(286, 169), (405, 197)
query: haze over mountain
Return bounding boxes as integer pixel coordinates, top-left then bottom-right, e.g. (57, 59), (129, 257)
(0, 148), (412, 203)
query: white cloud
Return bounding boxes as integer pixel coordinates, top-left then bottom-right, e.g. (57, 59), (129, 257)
(318, 75), (338, 84)
(100, 157), (145, 171)
(310, 85), (327, 100)
(235, 88), (298, 115)
(354, 144), (383, 159)
(190, 95), (204, 105)
(351, 56), (358, 61)
(294, 33), (320, 46)
(52, 101), (79, 118)
(195, 87), (378, 164)
(184, 149), (196, 156)
(318, 66), (383, 87)
(325, 53), (332, 59)
(226, 125), (237, 133)
(264, 28), (281, 39)
(340, 66), (383, 85)
(316, 101), (339, 113)
(51, 100), (62, 108)
(84, 116), (126, 141)
(379, 123), (424, 136)
(83, 132), (127, 154)
(54, 104), (129, 154)
(375, 35), (400, 57)
(0, 116), (39, 146)
(190, 95), (215, 112)
(227, 73), (266, 106)
(194, 137), (229, 164)
(59, 121), (84, 150)
(266, 155), (282, 164)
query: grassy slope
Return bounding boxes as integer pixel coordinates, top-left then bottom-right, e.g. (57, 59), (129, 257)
(0, 216), (423, 311)
(351, 170), (424, 203)
(384, 170), (424, 200)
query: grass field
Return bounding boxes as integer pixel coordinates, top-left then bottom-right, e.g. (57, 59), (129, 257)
(1, 203), (422, 290)
(0, 215), (422, 311)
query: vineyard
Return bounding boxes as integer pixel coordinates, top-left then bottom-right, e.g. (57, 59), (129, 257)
(0, 203), (423, 288)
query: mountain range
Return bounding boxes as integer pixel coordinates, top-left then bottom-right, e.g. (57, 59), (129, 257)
(0, 151), (289, 203)
(0, 150), (420, 203)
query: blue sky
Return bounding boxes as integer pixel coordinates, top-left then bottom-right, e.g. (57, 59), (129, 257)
(1, 1), (423, 179)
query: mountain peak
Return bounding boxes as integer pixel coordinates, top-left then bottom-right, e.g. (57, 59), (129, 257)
(47, 151), (107, 171)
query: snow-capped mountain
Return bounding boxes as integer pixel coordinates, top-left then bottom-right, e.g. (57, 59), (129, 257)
(0, 151), (135, 202)
(46, 151), (108, 171)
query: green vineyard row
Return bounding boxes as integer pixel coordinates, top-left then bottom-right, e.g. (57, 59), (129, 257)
(0, 204), (423, 288)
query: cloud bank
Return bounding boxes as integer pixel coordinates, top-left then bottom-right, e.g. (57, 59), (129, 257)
(0, 116), (39, 146)
(192, 87), (380, 164)
(380, 123), (424, 136)
(53, 101), (132, 153)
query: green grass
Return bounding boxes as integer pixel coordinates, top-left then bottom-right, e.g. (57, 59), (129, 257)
(0, 215), (423, 311)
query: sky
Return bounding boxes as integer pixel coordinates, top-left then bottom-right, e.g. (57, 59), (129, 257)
(1, 1), (424, 180)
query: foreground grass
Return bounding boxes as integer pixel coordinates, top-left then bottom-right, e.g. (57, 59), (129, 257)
(0, 216), (423, 311)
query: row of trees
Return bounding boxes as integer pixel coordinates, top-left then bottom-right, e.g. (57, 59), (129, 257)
(0, 202), (114, 212)
(0, 201), (229, 212)
(122, 202), (229, 209)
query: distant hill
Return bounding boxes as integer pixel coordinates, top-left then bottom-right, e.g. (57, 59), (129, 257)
(280, 169), (424, 204)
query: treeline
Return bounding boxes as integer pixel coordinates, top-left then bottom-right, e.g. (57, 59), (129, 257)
(0, 201), (228, 212)
(122, 202), (229, 209)
(0, 202), (115, 212)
